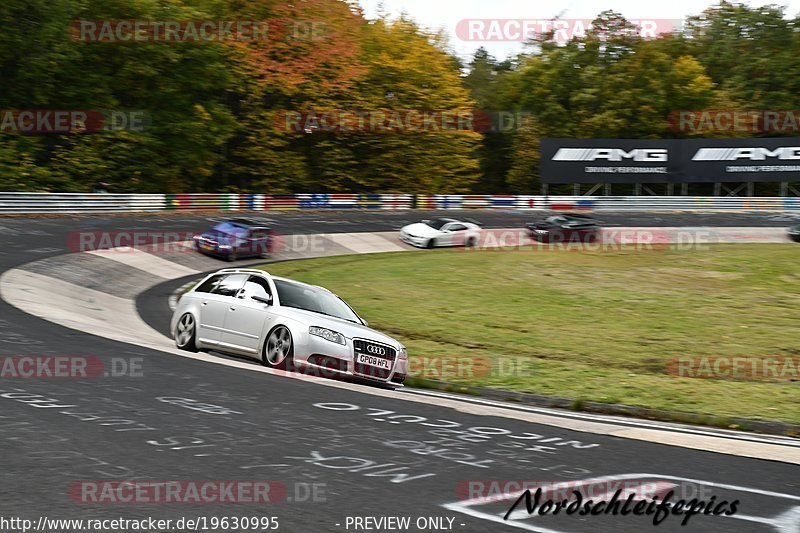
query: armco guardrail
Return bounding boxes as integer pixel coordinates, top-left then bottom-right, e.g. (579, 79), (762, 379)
(0, 193), (165, 214)
(1, 192), (798, 214)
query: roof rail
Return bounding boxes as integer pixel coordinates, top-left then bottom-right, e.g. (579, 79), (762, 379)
(217, 268), (267, 275)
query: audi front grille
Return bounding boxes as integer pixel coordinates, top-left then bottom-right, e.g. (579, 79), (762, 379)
(353, 339), (396, 380)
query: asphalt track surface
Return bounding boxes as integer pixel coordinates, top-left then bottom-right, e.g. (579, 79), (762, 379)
(0, 210), (798, 533)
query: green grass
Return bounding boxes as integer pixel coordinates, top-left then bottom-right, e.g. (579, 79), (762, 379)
(259, 245), (800, 424)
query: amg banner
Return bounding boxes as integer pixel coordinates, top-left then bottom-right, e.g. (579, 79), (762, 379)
(685, 137), (800, 183)
(540, 139), (682, 184)
(541, 138), (800, 183)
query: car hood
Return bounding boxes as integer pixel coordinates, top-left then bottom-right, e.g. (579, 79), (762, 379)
(401, 222), (441, 237)
(277, 307), (402, 349)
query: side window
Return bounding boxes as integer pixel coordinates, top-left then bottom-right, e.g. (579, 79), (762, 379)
(213, 274), (247, 297)
(241, 276), (272, 300)
(195, 274), (224, 293)
(449, 224), (467, 232)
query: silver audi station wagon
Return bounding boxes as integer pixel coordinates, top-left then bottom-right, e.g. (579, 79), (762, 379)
(171, 269), (408, 387)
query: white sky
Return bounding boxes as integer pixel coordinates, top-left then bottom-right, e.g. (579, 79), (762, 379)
(357, 0), (800, 61)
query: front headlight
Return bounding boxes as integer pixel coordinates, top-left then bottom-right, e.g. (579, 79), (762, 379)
(398, 345), (408, 360)
(309, 326), (346, 345)
(218, 244), (232, 250)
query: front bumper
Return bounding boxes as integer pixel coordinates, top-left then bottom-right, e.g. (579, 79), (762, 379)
(195, 240), (233, 258)
(399, 232), (429, 248)
(296, 335), (408, 385)
(528, 228), (551, 242)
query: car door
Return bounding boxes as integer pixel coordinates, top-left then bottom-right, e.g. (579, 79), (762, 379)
(437, 223), (456, 246)
(197, 273), (247, 346)
(236, 229), (261, 258)
(445, 223), (468, 246)
(191, 273), (225, 345)
(219, 275), (276, 355)
(246, 230), (271, 258)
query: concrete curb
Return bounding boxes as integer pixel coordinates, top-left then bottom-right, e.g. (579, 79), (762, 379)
(406, 378), (800, 438)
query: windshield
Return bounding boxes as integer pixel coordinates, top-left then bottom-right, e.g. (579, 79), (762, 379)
(424, 218), (451, 230)
(273, 280), (362, 324)
(212, 222), (249, 236)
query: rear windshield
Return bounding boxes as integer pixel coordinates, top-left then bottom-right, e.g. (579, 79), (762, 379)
(213, 222), (249, 236)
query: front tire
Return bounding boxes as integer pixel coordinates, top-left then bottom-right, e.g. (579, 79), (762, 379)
(175, 313), (198, 352)
(263, 325), (294, 370)
(426, 238), (436, 249)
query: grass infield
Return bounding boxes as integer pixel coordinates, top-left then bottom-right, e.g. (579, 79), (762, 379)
(260, 244), (799, 424)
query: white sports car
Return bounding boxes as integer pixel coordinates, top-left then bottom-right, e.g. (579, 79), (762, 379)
(399, 217), (482, 248)
(171, 268), (408, 387)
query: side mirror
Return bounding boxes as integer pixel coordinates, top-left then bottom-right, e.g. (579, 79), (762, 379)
(361, 318), (369, 327)
(252, 294), (273, 305)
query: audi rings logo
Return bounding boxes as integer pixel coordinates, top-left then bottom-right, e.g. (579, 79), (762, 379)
(366, 345), (386, 356)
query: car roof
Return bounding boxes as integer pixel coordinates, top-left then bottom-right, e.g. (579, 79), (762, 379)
(547, 214), (597, 222)
(213, 269), (332, 292)
(220, 218), (271, 229)
(269, 275), (334, 293)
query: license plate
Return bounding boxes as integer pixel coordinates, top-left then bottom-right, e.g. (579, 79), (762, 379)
(199, 243), (213, 251)
(355, 353), (391, 369)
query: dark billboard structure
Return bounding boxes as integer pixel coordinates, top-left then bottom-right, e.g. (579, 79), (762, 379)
(540, 139), (682, 184)
(684, 138), (800, 183)
(541, 137), (800, 184)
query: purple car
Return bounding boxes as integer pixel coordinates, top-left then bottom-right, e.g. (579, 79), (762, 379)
(194, 219), (276, 261)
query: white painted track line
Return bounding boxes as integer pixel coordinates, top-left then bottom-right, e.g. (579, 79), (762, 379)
(323, 232), (410, 253)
